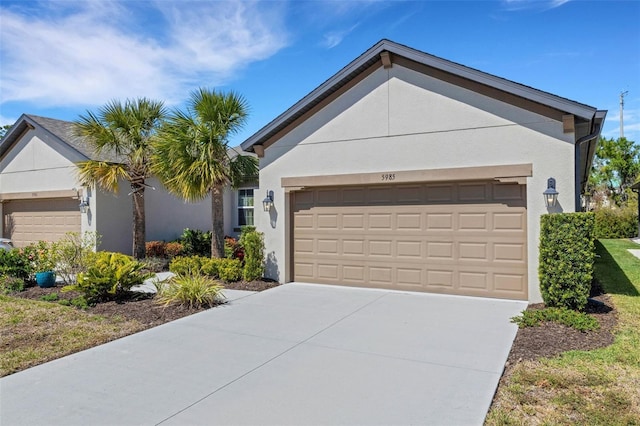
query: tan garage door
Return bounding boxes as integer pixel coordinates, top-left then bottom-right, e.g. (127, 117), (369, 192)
(3, 199), (81, 247)
(292, 180), (527, 300)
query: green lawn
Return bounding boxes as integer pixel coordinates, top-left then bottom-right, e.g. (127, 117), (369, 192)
(0, 295), (144, 377)
(486, 239), (640, 425)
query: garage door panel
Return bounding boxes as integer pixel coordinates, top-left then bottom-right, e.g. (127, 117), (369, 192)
(426, 185), (454, 202)
(3, 198), (81, 247)
(292, 180), (527, 300)
(396, 241), (422, 258)
(458, 183), (489, 201)
(458, 272), (488, 290)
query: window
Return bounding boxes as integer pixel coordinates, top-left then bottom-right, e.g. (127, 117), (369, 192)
(237, 189), (254, 227)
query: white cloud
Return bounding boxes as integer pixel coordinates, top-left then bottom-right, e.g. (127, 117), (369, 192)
(501, 0), (570, 12)
(0, 0), (288, 108)
(321, 24), (359, 49)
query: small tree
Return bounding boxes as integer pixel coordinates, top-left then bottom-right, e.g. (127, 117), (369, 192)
(75, 98), (166, 259)
(152, 88), (258, 258)
(0, 124), (13, 139)
(588, 136), (640, 207)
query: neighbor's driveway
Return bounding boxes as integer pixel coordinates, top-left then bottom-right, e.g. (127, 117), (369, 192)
(0, 283), (526, 425)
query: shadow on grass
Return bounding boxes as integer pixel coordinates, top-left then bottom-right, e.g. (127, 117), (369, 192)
(594, 240), (640, 297)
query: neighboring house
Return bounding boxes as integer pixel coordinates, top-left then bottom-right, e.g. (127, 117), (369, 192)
(0, 114), (257, 253)
(241, 39), (606, 303)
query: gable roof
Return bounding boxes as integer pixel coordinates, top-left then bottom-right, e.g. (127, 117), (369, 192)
(0, 114), (119, 163)
(241, 39), (604, 152)
(0, 113), (255, 167)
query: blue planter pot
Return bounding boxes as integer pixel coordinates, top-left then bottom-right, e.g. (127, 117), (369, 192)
(35, 271), (56, 288)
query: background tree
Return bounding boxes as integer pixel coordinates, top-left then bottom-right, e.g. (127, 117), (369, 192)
(75, 98), (166, 259)
(152, 88), (258, 258)
(0, 124), (13, 139)
(588, 136), (640, 207)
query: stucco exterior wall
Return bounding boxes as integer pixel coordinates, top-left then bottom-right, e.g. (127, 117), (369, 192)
(256, 65), (576, 303)
(145, 177), (213, 242)
(0, 126), (236, 254)
(0, 127), (82, 192)
(94, 186), (131, 253)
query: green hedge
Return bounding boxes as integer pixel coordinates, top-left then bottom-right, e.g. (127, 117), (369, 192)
(539, 212), (595, 310)
(240, 228), (265, 281)
(594, 207), (638, 238)
(169, 256), (242, 282)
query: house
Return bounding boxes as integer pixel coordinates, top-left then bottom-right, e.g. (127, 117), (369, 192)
(241, 39), (606, 303)
(0, 114), (258, 253)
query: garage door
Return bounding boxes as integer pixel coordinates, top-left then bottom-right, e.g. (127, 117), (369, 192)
(292, 180), (527, 300)
(3, 199), (81, 247)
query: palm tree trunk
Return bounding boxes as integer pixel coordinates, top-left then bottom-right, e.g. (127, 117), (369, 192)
(211, 184), (225, 258)
(132, 186), (146, 259)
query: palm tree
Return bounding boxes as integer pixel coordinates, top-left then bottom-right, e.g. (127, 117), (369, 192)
(152, 88), (258, 258)
(75, 98), (166, 259)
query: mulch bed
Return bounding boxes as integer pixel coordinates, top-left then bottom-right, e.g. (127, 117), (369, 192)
(504, 282), (617, 372)
(12, 279), (280, 328)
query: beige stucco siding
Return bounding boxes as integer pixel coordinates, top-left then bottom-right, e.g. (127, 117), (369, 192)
(256, 65), (576, 303)
(0, 127), (82, 193)
(1, 126), (230, 255)
(145, 177), (214, 242)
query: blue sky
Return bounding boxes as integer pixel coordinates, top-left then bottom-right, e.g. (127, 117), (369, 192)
(1, 0), (639, 146)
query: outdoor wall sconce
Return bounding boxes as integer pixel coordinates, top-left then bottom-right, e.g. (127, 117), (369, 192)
(262, 190), (274, 212)
(78, 196), (90, 214)
(543, 178), (559, 208)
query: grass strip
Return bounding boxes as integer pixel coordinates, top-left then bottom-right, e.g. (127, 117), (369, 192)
(486, 239), (640, 425)
(0, 295), (143, 377)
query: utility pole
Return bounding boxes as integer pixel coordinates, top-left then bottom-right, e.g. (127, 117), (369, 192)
(620, 90), (629, 138)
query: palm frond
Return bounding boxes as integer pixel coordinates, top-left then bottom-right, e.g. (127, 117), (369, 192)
(152, 88), (252, 202)
(229, 154), (259, 189)
(76, 161), (130, 192)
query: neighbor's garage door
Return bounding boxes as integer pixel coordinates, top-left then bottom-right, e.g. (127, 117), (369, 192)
(3, 199), (81, 247)
(292, 180), (527, 300)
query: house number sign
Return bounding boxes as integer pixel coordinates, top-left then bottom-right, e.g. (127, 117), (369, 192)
(381, 173), (396, 181)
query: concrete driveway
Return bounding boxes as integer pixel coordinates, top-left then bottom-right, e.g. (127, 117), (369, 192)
(0, 283), (526, 425)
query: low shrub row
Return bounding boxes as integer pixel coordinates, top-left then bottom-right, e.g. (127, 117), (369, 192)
(511, 307), (599, 332)
(169, 256), (243, 282)
(594, 207), (638, 238)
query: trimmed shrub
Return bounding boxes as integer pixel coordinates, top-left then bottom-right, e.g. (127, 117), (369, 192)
(180, 229), (211, 257)
(239, 228), (264, 281)
(539, 212), (595, 311)
(594, 207), (638, 238)
(63, 252), (150, 303)
(224, 237), (244, 261)
(0, 248), (34, 281)
(200, 258), (221, 278)
(141, 256), (169, 273)
(511, 307), (599, 332)
(164, 242), (184, 258)
(169, 256), (207, 275)
(218, 259), (242, 282)
(145, 241), (166, 258)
